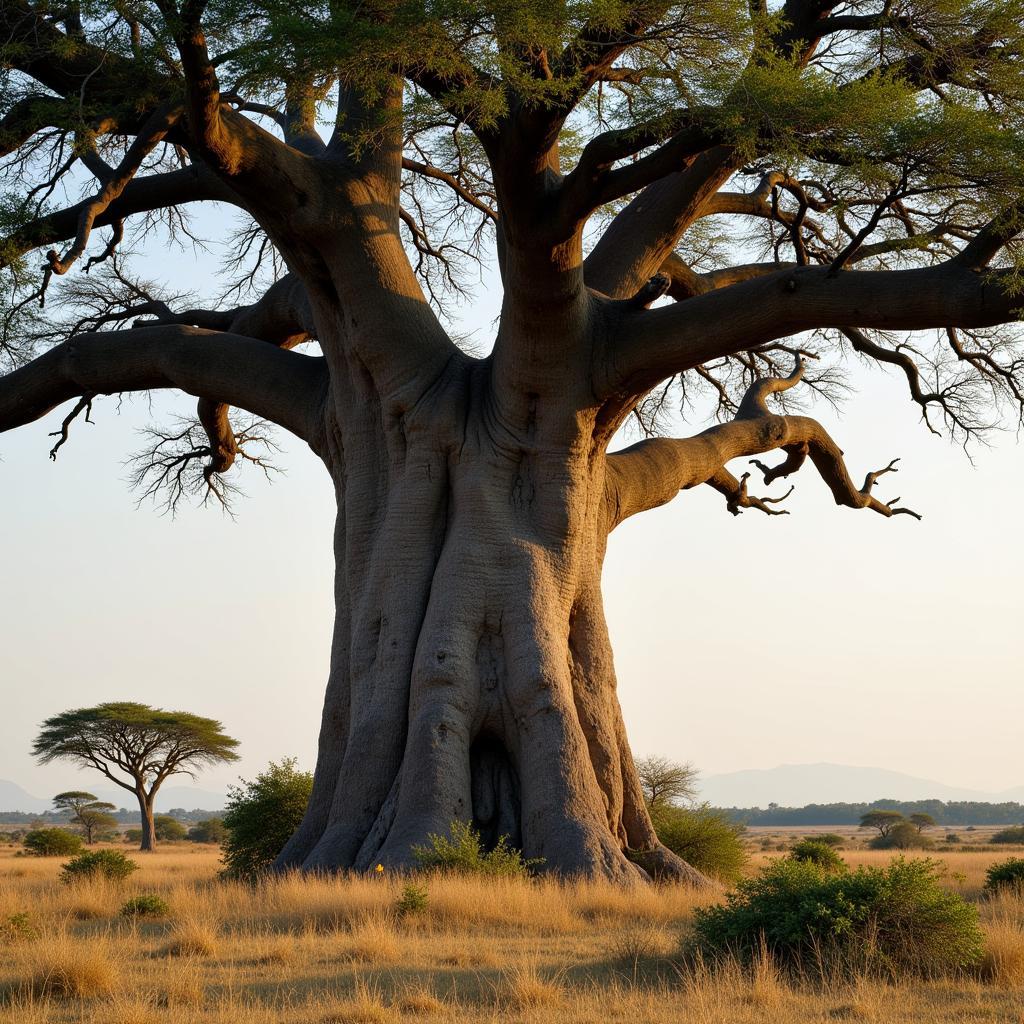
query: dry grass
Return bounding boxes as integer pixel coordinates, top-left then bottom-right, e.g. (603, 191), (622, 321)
(0, 845), (1021, 1022)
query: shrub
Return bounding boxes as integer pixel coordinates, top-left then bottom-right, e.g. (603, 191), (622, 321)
(984, 858), (1024, 893)
(221, 758), (313, 881)
(411, 820), (542, 877)
(649, 803), (746, 883)
(396, 883), (429, 916)
(808, 833), (844, 848)
(154, 815), (188, 841)
(868, 821), (933, 850)
(945, 833), (962, 844)
(187, 818), (226, 844)
(121, 893), (171, 918)
(790, 839), (845, 872)
(124, 829), (143, 844)
(991, 826), (1024, 845)
(23, 828), (83, 857)
(61, 849), (139, 884)
(693, 857), (983, 978)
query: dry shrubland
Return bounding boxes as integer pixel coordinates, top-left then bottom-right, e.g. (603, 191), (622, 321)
(0, 845), (1021, 1022)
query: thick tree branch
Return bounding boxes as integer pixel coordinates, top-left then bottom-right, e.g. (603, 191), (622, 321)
(605, 362), (920, 527)
(0, 325), (326, 444)
(607, 261), (1024, 398)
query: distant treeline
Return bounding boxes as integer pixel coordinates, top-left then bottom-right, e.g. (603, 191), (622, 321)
(0, 807), (223, 825)
(716, 800), (1024, 826)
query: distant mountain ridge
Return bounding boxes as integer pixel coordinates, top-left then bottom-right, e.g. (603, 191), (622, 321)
(0, 779), (227, 813)
(698, 763), (1024, 808)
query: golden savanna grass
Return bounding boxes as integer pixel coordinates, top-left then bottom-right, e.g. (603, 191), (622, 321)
(0, 844), (1021, 1022)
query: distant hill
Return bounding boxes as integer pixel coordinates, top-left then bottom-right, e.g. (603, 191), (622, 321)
(0, 780), (51, 814)
(0, 779), (227, 814)
(698, 763), (1023, 807)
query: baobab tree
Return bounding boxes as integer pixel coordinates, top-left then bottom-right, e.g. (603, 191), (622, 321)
(3, 2), (1024, 882)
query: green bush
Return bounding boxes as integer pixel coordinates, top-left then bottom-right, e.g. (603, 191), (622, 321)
(23, 828), (83, 857)
(944, 833), (962, 844)
(649, 803), (746, 883)
(121, 894), (171, 918)
(868, 821), (933, 850)
(991, 826), (1024, 845)
(221, 758), (313, 881)
(693, 857), (983, 978)
(187, 818), (226, 844)
(154, 815), (188, 842)
(396, 883), (429, 916)
(984, 858), (1024, 893)
(790, 839), (845, 872)
(124, 829), (143, 844)
(411, 820), (542, 877)
(807, 833), (845, 848)
(60, 849), (139, 884)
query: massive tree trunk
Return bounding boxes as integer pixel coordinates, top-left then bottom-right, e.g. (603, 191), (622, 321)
(274, 349), (703, 883)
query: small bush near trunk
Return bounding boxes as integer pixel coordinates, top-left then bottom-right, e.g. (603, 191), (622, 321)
(412, 820), (541, 877)
(693, 857), (983, 978)
(648, 804), (746, 883)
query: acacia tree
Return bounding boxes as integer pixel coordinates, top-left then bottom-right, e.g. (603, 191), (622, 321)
(635, 756), (698, 809)
(4, 2), (1024, 882)
(33, 703), (239, 850)
(53, 790), (118, 844)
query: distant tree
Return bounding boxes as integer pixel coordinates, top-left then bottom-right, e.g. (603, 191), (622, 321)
(222, 759), (313, 880)
(33, 703), (239, 852)
(869, 820), (933, 851)
(635, 757), (699, 809)
(52, 791), (118, 844)
(188, 818), (227, 844)
(909, 813), (936, 834)
(153, 815), (188, 842)
(859, 811), (905, 839)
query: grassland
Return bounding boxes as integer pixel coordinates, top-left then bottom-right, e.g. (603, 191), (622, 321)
(0, 843), (1021, 1023)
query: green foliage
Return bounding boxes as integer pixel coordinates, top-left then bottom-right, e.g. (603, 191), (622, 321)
(221, 758), (312, 881)
(635, 756), (699, 809)
(984, 858), (1024, 893)
(869, 821), (933, 851)
(411, 820), (542, 877)
(909, 813), (936, 832)
(154, 815), (188, 842)
(124, 829), (143, 845)
(649, 803), (746, 884)
(23, 828), (83, 857)
(809, 833), (845, 848)
(60, 849), (139, 884)
(396, 883), (429, 916)
(991, 826), (1024, 844)
(694, 858), (984, 978)
(33, 704), (239, 807)
(121, 894), (171, 918)
(188, 818), (226, 844)
(789, 839), (845, 873)
(944, 833), (962, 844)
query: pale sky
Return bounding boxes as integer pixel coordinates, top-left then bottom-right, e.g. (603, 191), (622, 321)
(1, 212), (1022, 802)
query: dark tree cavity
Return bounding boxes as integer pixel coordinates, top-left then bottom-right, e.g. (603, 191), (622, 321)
(5, 1), (1024, 881)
